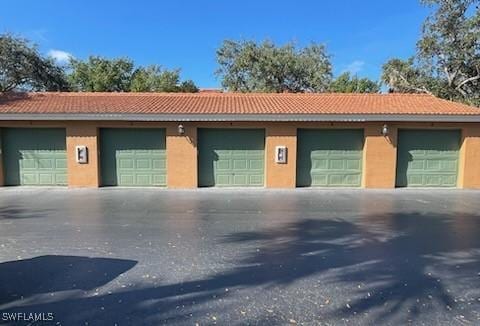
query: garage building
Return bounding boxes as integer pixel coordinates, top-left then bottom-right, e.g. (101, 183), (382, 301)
(0, 92), (479, 189)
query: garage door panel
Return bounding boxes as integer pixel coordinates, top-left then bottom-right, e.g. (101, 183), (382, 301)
(152, 159), (165, 170)
(330, 159), (345, 170)
(442, 160), (457, 171)
(198, 129), (265, 187)
(249, 175), (264, 185)
(249, 160), (263, 170)
(22, 159), (36, 169)
(396, 130), (460, 188)
(425, 175), (441, 186)
(2, 128), (67, 186)
(297, 129), (364, 187)
(328, 174), (361, 186)
(313, 175), (328, 186)
(408, 175), (423, 186)
(55, 174), (67, 185)
(136, 175), (151, 185)
(312, 159), (328, 169)
(314, 150), (329, 156)
(56, 159), (67, 169)
(39, 174), (54, 185)
(233, 159), (247, 170)
(119, 159), (134, 169)
(347, 174), (362, 185)
(22, 174), (38, 184)
(136, 159), (151, 170)
(38, 159), (54, 169)
(426, 160), (441, 170)
(119, 175), (135, 186)
(233, 175), (247, 185)
(443, 175), (457, 186)
(329, 174), (347, 185)
(153, 175), (166, 185)
(217, 160), (231, 170)
(424, 159), (457, 171)
(346, 160), (361, 170)
(410, 160), (424, 170)
(100, 128), (166, 187)
(216, 174), (231, 185)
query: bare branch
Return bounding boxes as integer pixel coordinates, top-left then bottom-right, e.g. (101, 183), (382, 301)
(444, 66), (458, 87)
(393, 68), (434, 96)
(455, 75), (480, 91)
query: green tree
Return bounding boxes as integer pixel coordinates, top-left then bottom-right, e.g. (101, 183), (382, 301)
(130, 65), (198, 92)
(382, 0), (480, 105)
(130, 65), (177, 92)
(0, 34), (69, 92)
(216, 39), (332, 93)
(178, 80), (199, 92)
(329, 72), (380, 93)
(68, 56), (134, 92)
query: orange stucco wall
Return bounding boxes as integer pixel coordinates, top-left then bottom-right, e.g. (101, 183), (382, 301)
(459, 125), (480, 189)
(362, 123), (398, 188)
(166, 123), (198, 188)
(66, 124), (100, 187)
(265, 124), (297, 188)
(0, 121), (479, 189)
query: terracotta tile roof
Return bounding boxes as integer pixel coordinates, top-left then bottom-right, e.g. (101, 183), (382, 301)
(0, 92), (478, 116)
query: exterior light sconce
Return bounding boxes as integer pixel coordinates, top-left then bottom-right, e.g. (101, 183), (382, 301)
(177, 124), (185, 135)
(75, 145), (88, 164)
(275, 146), (287, 164)
(381, 124), (389, 136)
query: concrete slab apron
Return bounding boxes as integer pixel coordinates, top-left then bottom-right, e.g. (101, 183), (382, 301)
(0, 188), (480, 325)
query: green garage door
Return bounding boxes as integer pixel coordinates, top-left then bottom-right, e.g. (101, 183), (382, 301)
(100, 128), (166, 186)
(198, 129), (265, 187)
(2, 128), (67, 186)
(297, 129), (364, 187)
(396, 130), (460, 187)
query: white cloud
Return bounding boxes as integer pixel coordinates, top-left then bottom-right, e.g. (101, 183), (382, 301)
(342, 60), (365, 75)
(47, 49), (73, 64)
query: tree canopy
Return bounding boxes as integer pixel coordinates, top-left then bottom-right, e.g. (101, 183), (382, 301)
(130, 65), (198, 92)
(69, 56), (134, 92)
(0, 34), (69, 92)
(329, 72), (380, 93)
(216, 40), (332, 93)
(382, 0), (480, 105)
(0, 33), (199, 93)
(68, 57), (198, 93)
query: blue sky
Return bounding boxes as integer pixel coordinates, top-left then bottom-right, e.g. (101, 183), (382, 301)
(1, 0), (431, 88)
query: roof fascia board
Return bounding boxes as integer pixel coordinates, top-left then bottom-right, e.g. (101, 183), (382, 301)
(0, 113), (479, 122)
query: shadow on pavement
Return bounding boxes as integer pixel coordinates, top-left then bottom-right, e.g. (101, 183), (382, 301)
(0, 255), (137, 306)
(1, 211), (480, 324)
(0, 206), (52, 220)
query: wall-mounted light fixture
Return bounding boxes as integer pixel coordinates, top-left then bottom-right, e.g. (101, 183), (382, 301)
(75, 145), (88, 164)
(381, 124), (389, 136)
(275, 146), (287, 164)
(177, 124), (185, 135)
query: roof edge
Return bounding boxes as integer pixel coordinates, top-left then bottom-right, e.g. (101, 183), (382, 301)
(0, 113), (479, 122)
(1, 91), (436, 97)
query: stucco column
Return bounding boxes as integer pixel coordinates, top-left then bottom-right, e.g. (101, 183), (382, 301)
(265, 124), (297, 188)
(458, 125), (480, 189)
(166, 123), (198, 188)
(362, 123), (397, 188)
(66, 124), (100, 187)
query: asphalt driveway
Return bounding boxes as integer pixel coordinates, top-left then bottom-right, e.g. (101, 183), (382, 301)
(0, 188), (480, 325)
